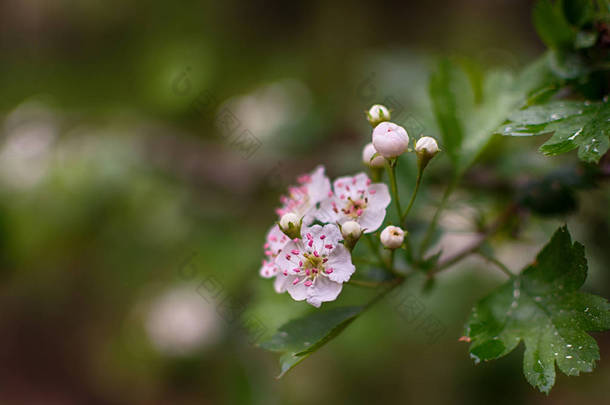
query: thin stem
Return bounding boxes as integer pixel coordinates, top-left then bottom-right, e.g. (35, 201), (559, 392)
(386, 159), (402, 221)
(428, 204), (517, 276)
(402, 237), (414, 264)
(478, 252), (515, 279)
(401, 168), (423, 222)
(363, 276), (406, 309)
(419, 175), (458, 256)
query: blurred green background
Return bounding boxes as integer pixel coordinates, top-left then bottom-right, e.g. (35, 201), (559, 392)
(1, 0), (609, 404)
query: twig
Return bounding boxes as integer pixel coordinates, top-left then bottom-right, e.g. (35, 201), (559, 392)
(477, 252), (515, 278)
(429, 203), (517, 275)
(419, 175), (459, 256)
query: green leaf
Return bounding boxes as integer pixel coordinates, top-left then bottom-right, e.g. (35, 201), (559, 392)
(429, 56), (556, 173)
(465, 226), (610, 393)
(561, 0), (595, 28)
(259, 306), (364, 377)
(429, 59), (465, 165)
(533, 0), (576, 50)
(500, 100), (610, 163)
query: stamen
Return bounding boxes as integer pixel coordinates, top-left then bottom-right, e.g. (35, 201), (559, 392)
(325, 268), (334, 274)
(285, 254), (291, 260)
(304, 280), (312, 287)
(291, 249), (300, 255)
(313, 251), (319, 257)
(320, 235), (326, 240)
(293, 278), (300, 285)
(325, 244), (333, 249)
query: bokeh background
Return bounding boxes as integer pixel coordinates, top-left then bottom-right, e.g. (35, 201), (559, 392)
(1, 0), (609, 404)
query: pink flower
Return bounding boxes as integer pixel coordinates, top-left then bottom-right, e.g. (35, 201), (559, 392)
(316, 172), (391, 233)
(274, 224), (355, 307)
(259, 225), (291, 278)
(276, 165), (331, 225)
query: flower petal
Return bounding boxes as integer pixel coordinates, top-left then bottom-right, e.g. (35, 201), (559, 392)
(260, 261), (278, 278)
(366, 183), (391, 210)
(325, 244), (355, 283)
(286, 277), (309, 301)
(358, 208), (387, 233)
(306, 276), (343, 307)
(305, 223), (342, 252)
(307, 165), (332, 204)
(274, 273), (291, 293)
(313, 197), (340, 224)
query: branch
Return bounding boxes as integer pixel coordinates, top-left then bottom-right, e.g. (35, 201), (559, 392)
(429, 203), (517, 275)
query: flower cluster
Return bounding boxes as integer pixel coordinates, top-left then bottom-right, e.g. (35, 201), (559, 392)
(259, 104), (440, 307)
(259, 166), (389, 307)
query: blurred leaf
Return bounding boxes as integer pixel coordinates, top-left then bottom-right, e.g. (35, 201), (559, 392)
(533, 0), (576, 50)
(429, 56), (556, 173)
(429, 59), (465, 165)
(561, 0), (595, 27)
(260, 306), (364, 378)
(500, 100), (610, 163)
(465, 226), (610, 393)
(548, 50), (589, 79)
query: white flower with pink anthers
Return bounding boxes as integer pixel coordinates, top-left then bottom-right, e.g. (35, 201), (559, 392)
(259, 224), (291, 278)
(275, 165), (331, 226)
(316, 172), (391, 233)
(273, 224), (355, 307)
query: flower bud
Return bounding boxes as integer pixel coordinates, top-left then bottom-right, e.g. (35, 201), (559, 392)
(341, 220), (362, 251)
(362, 143), (385, 168)
(366, 104), (391, 127)
(372, 122), (409, 159)
(380, 225), (405, 249)
(415, 136), (440, 169)
(279, 212), (301, 240)
(342, 220), (362, 239)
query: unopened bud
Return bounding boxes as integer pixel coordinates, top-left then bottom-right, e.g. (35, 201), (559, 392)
(366, 104), (391, 127)
(341, 221), (362, 251)
(380, 225), (405, 249)
(279, 213), (301, 240)
(362, 143), (385, 168)
(372, 122), (409, 159)
(415, 136), (440, 169)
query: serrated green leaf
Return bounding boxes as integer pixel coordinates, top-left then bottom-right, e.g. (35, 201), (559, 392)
(259, 306), (363, 377)
(465, 226), (610, 393)
(500, 100), (610, 163)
